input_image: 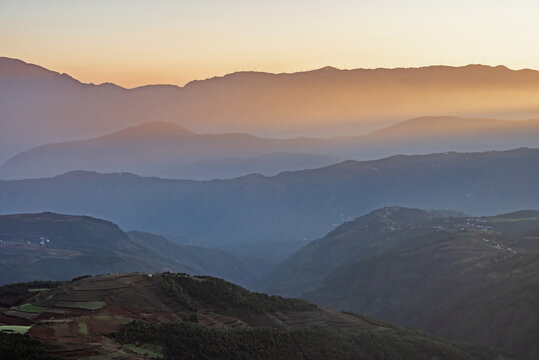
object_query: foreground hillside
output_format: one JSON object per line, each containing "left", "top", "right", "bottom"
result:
{"left": 0, "top": 213, "right": 266, "bottom": 287}
{"left": 265, "top": 207, "right": 539, "bottom": 359}
{"left": 1, "top": 148, "right": 538, "bottom": 262}
{"left": 0, "top": 273, "right": 512, "bottom": 360}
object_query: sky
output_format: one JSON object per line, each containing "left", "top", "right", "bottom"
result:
{"left": 1, "top": 0, "right": 539, "bottom": 88}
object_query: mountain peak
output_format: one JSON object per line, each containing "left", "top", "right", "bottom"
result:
{"left": 106, "top": 121, "right": 195, "bottom": 139}
{"left": 0, "top": 57, "right": 59, "bottom": 78}
{"left": 317, "top": 66, "right": 340, "bottom": 71}
{"left": 366, "top": 206, "right": 432, "bottom": 223}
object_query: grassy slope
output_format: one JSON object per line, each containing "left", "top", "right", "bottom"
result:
{"left": 261, "top": 207, "right": 438, "bottom": 296}
{"left": 301, "top": 212, "right": 539, "bottom": 359}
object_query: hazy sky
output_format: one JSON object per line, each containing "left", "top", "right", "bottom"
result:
{"left": 1, "top": 0, "right": 538, "bottom": 87}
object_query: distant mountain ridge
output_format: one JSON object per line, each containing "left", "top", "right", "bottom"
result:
{"left": 3, "top": 56, "right": 539, "bottom": 162}
{"left": 106, "top": 121, "right": 194, "bottom": 138}
{"left": 1, "top": 116, "right": 538, "bottom": 180}
{"left": 0, "top": 148, "right": 537, "bottom": 262}
{"left": 368, "top": 116, "right": 539, "bottom": 139}
{"left": 0, "top": 121, "right": 342, "bottom": 179}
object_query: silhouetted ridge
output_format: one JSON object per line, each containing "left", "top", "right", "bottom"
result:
{"left": 3, "top": 57, "right": 539, "bottom": 164}
{"left": 0, "top": 57, "right": 58, "bottom": 78}
{"left": 106, "top": 121, "right": 194, "bottom": 138}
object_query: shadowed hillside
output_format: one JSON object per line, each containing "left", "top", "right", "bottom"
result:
{"left": 261, "top": 207, "right": 441, "bottom": 296}
{"left": 0, "top": 213, "right": 267, "bottom": 287}
{"left": 264, "top": 207, "right": 539, "bottom": 359}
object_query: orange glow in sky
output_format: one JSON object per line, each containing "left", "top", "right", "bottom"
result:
{"left": 1, "top": 0, "right": 539, "bottom": 88}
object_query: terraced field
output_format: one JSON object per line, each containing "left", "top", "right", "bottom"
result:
{"left": 0, "top": 273, "right": 380, "bottom": 359}
{"left": 0, "top": 273, "right": 514, "bottom": 359}
{"left": 0, "top": 325, "right": 31, "bottom": 334}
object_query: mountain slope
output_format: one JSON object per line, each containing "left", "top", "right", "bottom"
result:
{"left": 280, "top": 209, "right": 539, "bottom": 360}
{"left": 0, "top": 121, "right": 342, "bottom": 180}
{"left": 1, "top": 116, "right": 539, "bottom": 180}
{"left": 0, "top": 273, "right": 513, "bottom": 360}
{"left": 0, "top": 213, "right": 266, "bottom": 287}
{"left": 367, "top": 116, "right": 539, "bottom": 140}
{"left": 261, "top": 207, "right": 442, "bottom": 296}
{"left": 105, "top": 121, "right": 194, "bottom": 138}
{"left": 3, "top": 56, "right": 539, "bottom": 161}
{"left": 0, "top": 148, "right": 537, "bottom": 263}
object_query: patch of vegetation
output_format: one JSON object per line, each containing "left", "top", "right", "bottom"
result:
{"left": 123, "top": 343, "right": 163, "bottom": 359}
{"left": 11, "top": 303, "right": 48, "bottom": 313}
{"left": 78, "top": 322, "right": 89, "bottom": 335}
{"left": 0, "top": 281, "right": 62, "bottom": 307}
{"left": 81, "top": 350, "right": 127, "bottom": 360}
{"left": 161, "top": 273, "right": 316, "bottom": 313}
{"left": 115, "top": 320, "right": 510, "bottom": 360}
{"left": 55, "top": 301, "right": 106, "bottom": 310}
{"left": 0, "top": 332, "right": 57, "bottom": 360}
{"left": 27, "top": 288, "right": 50, "bottom": 293}
{"left": 71, "top": 275, "right": 92, "bottom": 282}
{"left": 160, "top": 274, "right": 199, "bottom": 311}
{"left": 0, "top": 326, "right": 31, "bottom": 334}
{"left": 341, "top": 311, "right": 398, "bottom": 329}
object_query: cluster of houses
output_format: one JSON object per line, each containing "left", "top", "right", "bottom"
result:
{"left": 482, "top": 237, "right": 516, "bottom": 253}
{"left": 0, "top": 236, "right": 53, "bottom": 247}
{"left": 39, "top": 236, "right": 51, "bottom": 246}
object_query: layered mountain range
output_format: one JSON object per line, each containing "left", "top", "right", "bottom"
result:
{"left": 2, "top": 56, "right": 538, "bottom": 360}
{"left": 3, "top": 56, "right": 539, "bottom": 163}
{"left": 1, "top": 148, "right": 537, "bottom": 262}
{"left": 1, "top": 116, "right": 538, "bottom": 180}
